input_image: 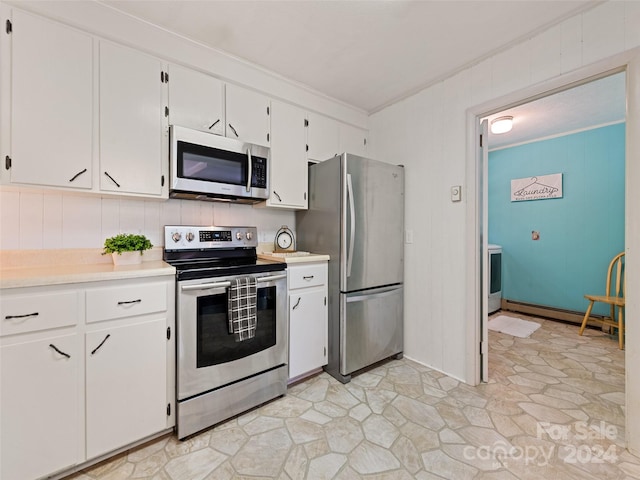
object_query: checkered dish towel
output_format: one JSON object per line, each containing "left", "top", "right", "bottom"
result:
{"left": 228, "top": 276, "right": 258, "bottom": 342}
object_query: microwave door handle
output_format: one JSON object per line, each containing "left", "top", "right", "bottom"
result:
{"left": 346, "top": 173, "right": 355, "bottom": 278}
{"left": 246, "top": 148, "right": 252, "bottom": 193}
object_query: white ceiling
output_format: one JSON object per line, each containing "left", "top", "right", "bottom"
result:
{"left": 101, "top": 0, "right": 599, "bottom": 113}
{"left": 486, "top": 71, "right": 626, "bottom": 149}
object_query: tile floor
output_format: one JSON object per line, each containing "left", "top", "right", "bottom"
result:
{"left": 66, "top": 313, "right": 640, "bottom": 479}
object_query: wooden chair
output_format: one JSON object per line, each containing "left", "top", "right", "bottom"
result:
{"left": 579, "top": 252, "right": 625, "bottom": 349}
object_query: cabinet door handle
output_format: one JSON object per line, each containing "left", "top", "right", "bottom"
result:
{"left": 273, "top": 190, "right": 282, "bottom": 202}
{"left": 49, "top": 343, "right": 71, "bottom": 359}
{"left": 228, "top": 123, "right": 239, "bottom": 137}
{"left": 104, "top": 171, "right": 121, "bottom": 188}
{"left": 303, "top": 275, "right": 314, "bottom": 280}
{"left": 209, "top": 119, "right": 220, "bottom": 130}
{"left": 292, "top": 297, "right": 301, "bottom": 310}
{"left": 69, "top": 168, "right": 87, "bottom": 182}
{"left": 5, "top": 312, "right": 38, "bottom": 320}
{"left": 117, "top": 299, "right": 142, "bottom": 305}
{"left": 91, "top": 334, "right": 111, "bottom": 355}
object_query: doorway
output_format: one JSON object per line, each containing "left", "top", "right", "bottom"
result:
{"left": 467, "top": 48, "right": 640, "bottom": 455}
{"left": 483, "top": 71, "right": 626, "bottom": 381}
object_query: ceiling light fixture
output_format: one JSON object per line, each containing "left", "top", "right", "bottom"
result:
{"left": 490, "top": 116, "right": 513, "bottom": 134}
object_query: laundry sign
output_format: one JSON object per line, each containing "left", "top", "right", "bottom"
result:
{"left": 511, "top": 173, "right": 563, "bottom": 201}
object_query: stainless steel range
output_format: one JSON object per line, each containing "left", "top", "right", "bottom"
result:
{"left": 163, "top": 225, "right": 288, "bottom": 439}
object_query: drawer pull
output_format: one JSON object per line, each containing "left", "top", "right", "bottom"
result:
{"left": 303, "top": 275, "right": 315, "bottom": 280}
{"left": 117, "top": 299, "right": 142, "bottom": 305}
{"left": 49, "top": 344, "right": 71, "bottom": 359}
{"left": 91, "top": 334, "right": 111, "bottom": 355}
{"left": 5, "top": 312, "right": 39, "bottom": 320}
{"left": 292, "top": 297, "right": 301, "bottom": 310}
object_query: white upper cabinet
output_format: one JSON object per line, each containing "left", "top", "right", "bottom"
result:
{"left": 168, "top": 64, "right": 224, "bottom": 136}
{"left": 339, "top": 122, "right": 368, "bottom": 157}
{"left": 99, "top": 41, "right": 165, "bottom": 196}
{"left": 306, "top": 112, "right": 340, "bottom": 162}
{"left": 9, "top": 10, "right": 93, "bottom": 189}
{"left": 267, "top": 101, "right": 307, "bottom": 209}
{"left": 307, "top": 113, "right": 368, "bottom": 161}
{"left": 225, "top": 83, "right": 270, "bottom": 147}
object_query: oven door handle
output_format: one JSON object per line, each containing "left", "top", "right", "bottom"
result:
{"left": 180, "top": 274, "right": 286, "bottom": 292}
{"left": 257, "top": 274, "right": 287, "bottom": 283}
{"left": 181, "top": 281, "right": 231, "bottom": 292}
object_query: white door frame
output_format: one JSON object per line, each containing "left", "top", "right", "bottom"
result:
{"left": 465, "top": 48, "right": 640, "bottom": 454}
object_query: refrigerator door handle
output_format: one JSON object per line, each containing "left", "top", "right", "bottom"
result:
{"left": 346, "top": 284, "right": 402, "bottom": 303}
{"left": 346, "top": 173, "right": 356, "bottom": 277}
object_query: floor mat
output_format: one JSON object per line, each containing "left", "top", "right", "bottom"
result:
{"left": 488, "top": 315, "right": 541, "bottom": 338}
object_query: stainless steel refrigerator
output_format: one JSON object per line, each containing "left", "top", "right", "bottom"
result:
{"left": 296, "top": 153, "right": 404, "bottom": 383}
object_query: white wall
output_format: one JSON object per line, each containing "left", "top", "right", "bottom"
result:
{"left": 369, "top": 1, "right": 640, "bottom": 381}
{"left": 0, "top": 191, "right": 293, "bottom": 250}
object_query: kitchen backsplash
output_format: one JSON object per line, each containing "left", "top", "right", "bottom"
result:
{"left": 0, "top": 189, "right": 295, "bottom": 250}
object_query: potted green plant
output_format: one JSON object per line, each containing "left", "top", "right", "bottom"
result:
{"left": 102, "top": 233, "right": 153, "bottom": 266}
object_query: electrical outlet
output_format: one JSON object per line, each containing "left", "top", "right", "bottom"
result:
{"left": 405, "top": 229, "right": 414, "bottom": 244}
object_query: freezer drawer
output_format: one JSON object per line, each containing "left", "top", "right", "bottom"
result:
{"left": 340, "top": 284, "right": 403, "bottom": 376}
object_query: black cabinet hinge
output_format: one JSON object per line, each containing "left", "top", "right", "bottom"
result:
{"left": 161, "top": 71, "right": 169, "bottom": 83}
{"left": 267, "top": 106, "right": 270, "bottom": 115}
{"left": 165, "top": 106, "right": 169, "bottom": 117}
{"left": 166, "top": 326, "right": 171, "bottom": 340}
{"left": 5, "top": 155, "right": 11, "bottom": 170}
{"left": 304, "top": 192, "right": 307, "bottom": 200}
{"left": 6, "top": 19, "right": 12, "bottom": 34}
{"left": 324, "top": 296, "right": 326, "bottom": 306}
{"left": 364, "top": 138, "right": 367, "bottom": 146}
{"left": 267, "top": 133, "right": 270, "bottom": 142}
{"left": 479, "top": 134, "right": 483, "bottom": 148}
{"left": 306, "top": 144, "right": 309, "bottom": 152}
{"left": 161, "top": 175, "right": 165, "bottom": 187}
{"left": 167, "top": 403, "right": 171, "bottom": 416}
{"left": 304, "top": 119, "right": 309, "bottom": 127}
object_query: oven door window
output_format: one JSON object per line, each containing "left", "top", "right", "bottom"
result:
{"left": 196, "top": 286, "right": 276, "bottom": 367}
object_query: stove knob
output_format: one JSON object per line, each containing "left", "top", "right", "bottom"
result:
{"left": 246, "top": 232, "right": 253, "bottom": 241}
{"left": 186, "top": 232, "right": 195, "bottom": 242}
{"left": 172, "top": 232, "right": 182, "bottom": 243}
{"left": 236, "top": 232, "right": 243, "bottom": 241}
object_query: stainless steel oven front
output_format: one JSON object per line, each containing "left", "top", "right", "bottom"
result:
{"left": 175, "top": 270, "right": 288, "bottom": 438}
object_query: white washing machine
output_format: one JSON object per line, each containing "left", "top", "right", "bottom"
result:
{"left": 488, "top": 244, "right": 502, "bottom": 314}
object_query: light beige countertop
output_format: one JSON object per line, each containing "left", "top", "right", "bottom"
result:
{"left": 257, "top": 252, "right": 330, "bottom": 264}
{"left": 0, "top": 248, "right": 175, "bottom": 289}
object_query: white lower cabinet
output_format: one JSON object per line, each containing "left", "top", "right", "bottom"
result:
{"left": 1, "top": 333, "right": 80, "bottom": 480}
{"left": 287, "top": 262, "right": 328, "bottom": 380}
{"left": 86, "top": 318, "right": 168, "bottom": 458}
{"left": 0, "top": 275, "right": 174, "bottom": 480}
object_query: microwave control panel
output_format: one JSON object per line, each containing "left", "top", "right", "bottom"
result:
{"left": 252, "top": 157, "right": 267, "bottom": 188}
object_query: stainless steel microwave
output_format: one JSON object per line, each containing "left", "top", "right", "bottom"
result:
{"left": 169, "top": 125, "right": 269, "bottom": 204}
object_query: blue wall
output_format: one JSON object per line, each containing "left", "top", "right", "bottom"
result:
{"left": 488, "top": 123, "right": 625, "bottom": 315}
